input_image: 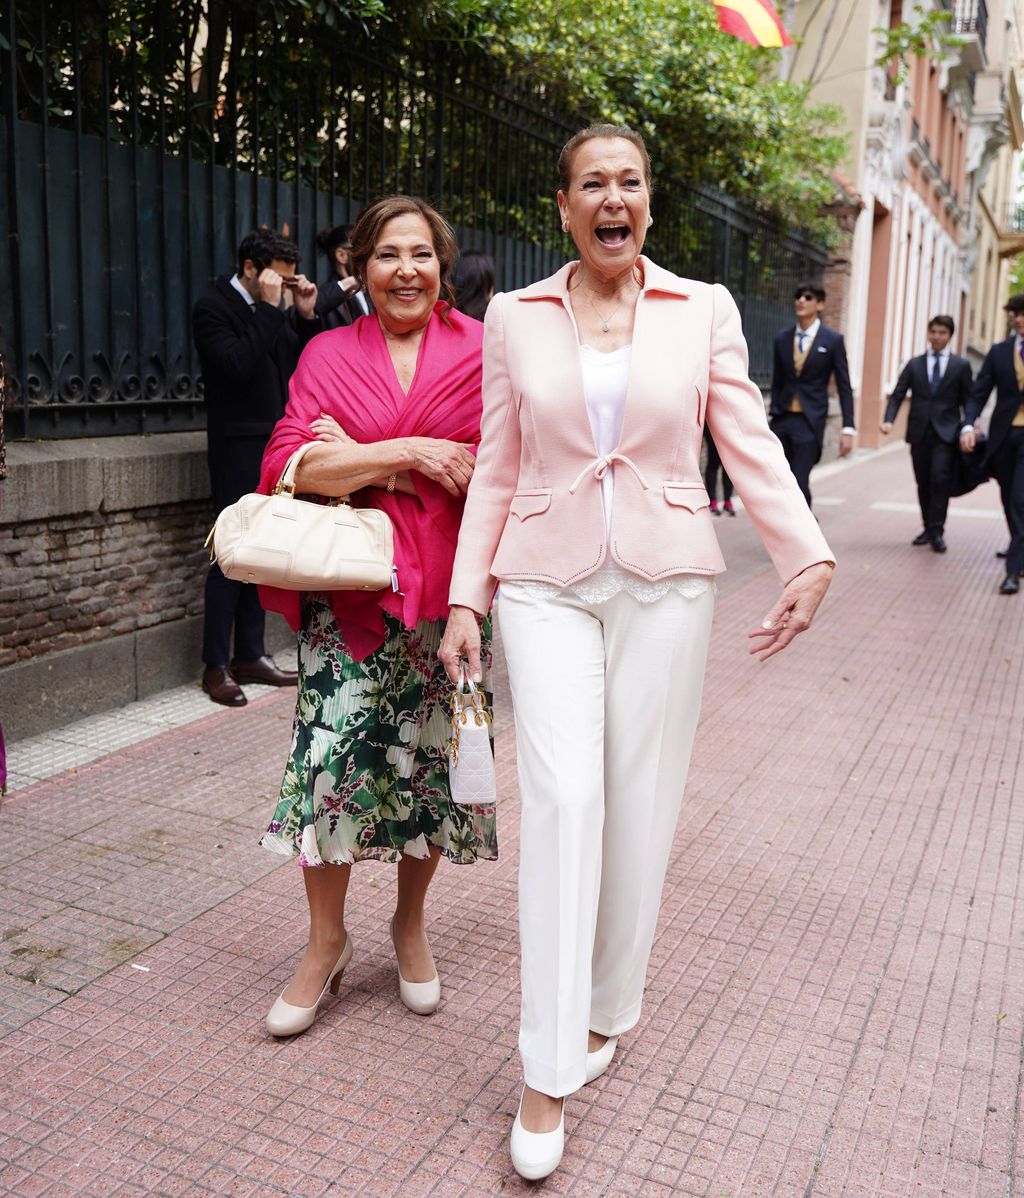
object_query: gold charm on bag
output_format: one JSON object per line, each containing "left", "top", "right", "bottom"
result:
{"left": 449, "top": 682, "right": 490, "bottom": 767}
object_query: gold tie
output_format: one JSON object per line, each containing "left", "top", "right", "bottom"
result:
{"left": 1013, "top": 341, "right": 1024, "bottom": 426}
{"left": 789, "top": 332, "right": 811, "bottom": 412}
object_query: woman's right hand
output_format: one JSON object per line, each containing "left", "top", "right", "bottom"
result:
{"left": 407, "top": 438, "right": 476, "bottom": 496}
{"left": 310, "top": 412, "right": 352, "bottom": 443}
{"left": 439, "top": 605, "right": 482, "bottom": 683}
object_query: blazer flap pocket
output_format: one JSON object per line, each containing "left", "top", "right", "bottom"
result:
{"left": 663, "top": 483, "right": 710, "bottom": 513}
{"left": 509, "top": 489, "right": 552, "bottom": 521}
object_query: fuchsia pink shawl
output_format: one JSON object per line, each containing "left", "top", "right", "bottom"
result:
{"left": 257, "top": 303, "right": 484, "bottom": 660}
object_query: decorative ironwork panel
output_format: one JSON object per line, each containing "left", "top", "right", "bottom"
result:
{"left": 1, "top": 1, "right": 826, "bottom": 437}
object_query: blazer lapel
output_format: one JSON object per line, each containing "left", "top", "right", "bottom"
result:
{"left": 1005, "top": 338, "right": 1024, "bottom": 393}
{"left": 913, "top": 355, "right": 930, "bottom": 395}
{"left": 620, "top": 260, "right": 690, "bottom": 452}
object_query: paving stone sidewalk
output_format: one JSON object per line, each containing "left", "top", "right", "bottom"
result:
{"left": 1, "top": 445, "right": 1022, "bottom": 1198}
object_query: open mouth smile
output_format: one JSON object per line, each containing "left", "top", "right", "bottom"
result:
{"left": 595, "top": 224, "right": 630, "bottom": 247}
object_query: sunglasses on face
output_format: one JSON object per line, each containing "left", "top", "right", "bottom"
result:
{"left": 795, "top": 291, "right": 818, "bottom": 301}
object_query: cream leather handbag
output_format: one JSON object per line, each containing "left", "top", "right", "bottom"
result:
{"left": 448, "top": 669, "right": 497, "bottom": 808}
{"left": 206, "top": 443, "right": 397, "bottom": 592}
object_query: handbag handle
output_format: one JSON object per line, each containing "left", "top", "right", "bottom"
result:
{"left": 451, "top": 665, "right": 490, "bottom": 728}
{"left": 273, "top": 442, "right": 320, "bottom": 497}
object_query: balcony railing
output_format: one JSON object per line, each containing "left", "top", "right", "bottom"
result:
{"left": 953, "top": 0, "right": 988, "bottom": 53}
{"left": 1002, "top": 203, "right": 1024, "bottom": 235}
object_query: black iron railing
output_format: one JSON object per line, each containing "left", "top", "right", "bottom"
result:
{"left": 1, "top": 1, "right": 827, "bottom": 437}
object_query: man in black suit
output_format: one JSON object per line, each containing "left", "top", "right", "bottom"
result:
{"left": 314, "top": 224, "right": 373, "bottom": 330}
{"left": 880, "top": 314, "right": 972, "bottom": 554}
{"left": 770, "top": 282, "right": 856, "bottom": 508}
{"left": 193, "top": 226, "right": 321, "bottom": 704}
{"left": 961, "top": 293, "right": 1024, "bottom": 594}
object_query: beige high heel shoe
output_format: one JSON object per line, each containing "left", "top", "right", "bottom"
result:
{"left": 265, "top": 936, "right": 353, "bottom": 1038}
{"left": 390, "top": 917, "right": 440, "bottom": 1015}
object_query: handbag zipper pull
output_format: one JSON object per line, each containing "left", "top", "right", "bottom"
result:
{"left": 391, "top": 566, "right": 401, "bottom": 593}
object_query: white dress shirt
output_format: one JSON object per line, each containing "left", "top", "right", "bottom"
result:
{"left": 794, "top": 318, "right": 820, "bottom": 356}
{"left": 230, "top": 274, "right": 256, "bottom": 309}
{"left": 926, "top": 347, "right": 949, "bottom": 383}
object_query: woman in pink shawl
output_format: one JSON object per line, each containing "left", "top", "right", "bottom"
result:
{"left": 258, "top": 196, "right": 496, "bottom": 1038}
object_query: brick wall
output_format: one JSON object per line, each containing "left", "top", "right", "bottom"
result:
{"left": 0, "top": 433, "right": 293, "bottom": 739}
{"left": 0, "top": 503, "right": 209, "bottom": 669}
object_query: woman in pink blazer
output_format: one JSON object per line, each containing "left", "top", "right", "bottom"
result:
{"left": 439, "top": 126, "right": 836, "bottom": 1180}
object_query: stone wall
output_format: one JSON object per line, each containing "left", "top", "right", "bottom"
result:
{"left": 0, "top": 433, "right": 286, "bottom": 740}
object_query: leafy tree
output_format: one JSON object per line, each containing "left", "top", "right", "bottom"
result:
{"left": 375, "top": 0, "right": 847, "bottom": 219}
{"left": 1009, "top": 254, "right": 1024, "bottom": 300}
{"left": 873, "top": 3, "right": 963, "bottom": 86}
{"left": 7, "top": 0, "right": 845, "bottom": 223}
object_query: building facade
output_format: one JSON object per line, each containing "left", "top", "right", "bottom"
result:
{"left": 782, "top": 0, "right": 1024, "bottom": 446}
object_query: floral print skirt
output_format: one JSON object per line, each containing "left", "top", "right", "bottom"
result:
{"left": 261, "top": 598, "right": 497, "bottom": 867}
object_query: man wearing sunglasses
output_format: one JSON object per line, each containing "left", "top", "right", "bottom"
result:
{"left": 770, "top": 283, "right": 856, "bottom": 508}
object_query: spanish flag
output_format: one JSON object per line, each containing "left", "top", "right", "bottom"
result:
{"left": 714, "top": 0, "right": 794, "bottom": 48}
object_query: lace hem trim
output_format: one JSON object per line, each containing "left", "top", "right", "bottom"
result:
{"left": 503, "top": 566, "right": 715, "bottom": 606}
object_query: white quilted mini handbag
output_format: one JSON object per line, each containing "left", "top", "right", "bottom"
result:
{"left": 448, "top": 669, "right": 497, "bottom": 808}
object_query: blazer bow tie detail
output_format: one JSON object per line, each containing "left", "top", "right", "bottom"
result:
{"left": 569, "top": 452, "right": 651, "bottom": 494}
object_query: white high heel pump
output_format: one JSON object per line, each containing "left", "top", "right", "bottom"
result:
{"left": 585, "top": 1034, "right": 618, "bottom": 1083}
{"left": 265, "top": 936, "right": 353, "bottom": 1038}
{"left": 390, "top": 917, "right": 440, "bottom": 1015}
{"left": 510, "top": 1087, "right": 565, "bottom": 1180}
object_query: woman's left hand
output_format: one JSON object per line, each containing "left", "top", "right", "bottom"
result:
{"left": 438, "top": 605, "right": 483, "bottom": 684}
{"left": 747, "top": 562, "right": 834, "bottom": 661}
{"left": 310, "top": 412, "right": 352, "bottom": 443}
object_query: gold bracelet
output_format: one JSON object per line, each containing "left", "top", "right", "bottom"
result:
{"left": 386, "top": 474, "right": 397, "bottom": 494}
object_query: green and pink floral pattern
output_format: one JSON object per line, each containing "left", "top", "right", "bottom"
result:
{"left": 261, "top": 598, "right": 497, "bottom": 867}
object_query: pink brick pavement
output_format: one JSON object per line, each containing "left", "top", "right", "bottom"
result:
{"left": 1, "top": 444, "right": 1022, "bottom": 1197}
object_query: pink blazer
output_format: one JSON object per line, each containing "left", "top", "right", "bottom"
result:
{"left": 448, "top": 258, "right": 834, "bottom": 614}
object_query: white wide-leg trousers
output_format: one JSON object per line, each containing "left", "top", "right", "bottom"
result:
{"left": 498, "top": 581, "right": 715, "bottom": 1098}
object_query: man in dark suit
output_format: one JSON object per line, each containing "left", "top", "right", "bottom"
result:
{"left": 880, "top": 314, "right": 972, "bottom": 553}
{"left": 314, "top": 224, "right": 373, "bottom": 330}
{"left": 193, "top": 226, "right": 321, "bottom": 705}
{"left": 770, "top": 282, "right": 856, "bottom": 508}
{"left": 961, "top": 293, "right": 1024, "bottom": 594}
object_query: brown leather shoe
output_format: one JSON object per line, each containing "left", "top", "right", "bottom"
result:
{"left": 231, "top": 655, "right": 298, "bottom": 687}
{"left": 202, "top": 665, "right": 247, "bottom": 707}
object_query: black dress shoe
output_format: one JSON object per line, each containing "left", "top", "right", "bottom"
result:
{"left": 930, "top": 534, "right": 947, "bottom": 553}
{"left": 912, "top": 531, "right": 931, "bottom": 546}
{"left": 231, "top": 655, "right": 299, "bottom": 687}
{"left": 202, "top": 665, "right": 247, "bottom": 707}
{"left": 999, "top": 575, "right": 1020, "bottom": 595}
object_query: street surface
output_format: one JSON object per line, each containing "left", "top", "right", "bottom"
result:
{"left": 1, "top": 444, "right": 1022, "bottom": 1197}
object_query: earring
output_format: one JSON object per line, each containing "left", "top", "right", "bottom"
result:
{"left": 647, "top": 215, "right": 654, "bottom": 227}
{"left": 562, "top": 220, "right": 569, "bottom": 233}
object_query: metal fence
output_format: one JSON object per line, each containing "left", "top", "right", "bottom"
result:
{"left": 1, "top": 0, "right": 827, "bottom": 439}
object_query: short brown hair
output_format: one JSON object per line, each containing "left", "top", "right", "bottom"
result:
{"left": 927, "top": 314, "right": 955, "bottom": 334}
{"left": 557, "top": 125, "right": 652, "bottom": 193}
{"left": 349, "top": 195, "right": 459, "bottom": 321}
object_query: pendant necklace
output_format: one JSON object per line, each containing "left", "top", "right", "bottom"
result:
{"left": 577, "top": 282, "right": 637, "bottom": 333}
